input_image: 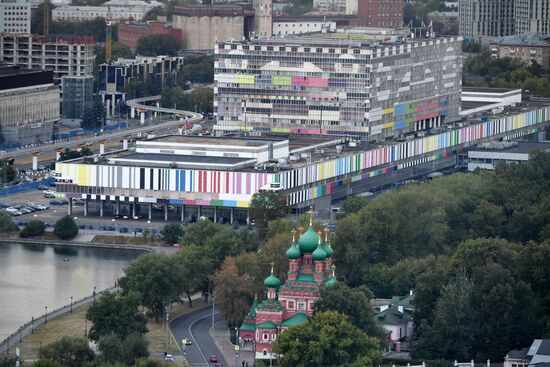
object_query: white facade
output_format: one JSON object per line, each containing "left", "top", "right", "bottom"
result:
{"left": 273, "top": 19, "right": 336, "bottom": 35}
{"left": 461, "top": 88, "right": 522, "bottom": 116}
{"left": 52, "top": 5, "right": 147, "bottom": 22}
{"left": 0, "top": 84, "right": 60, "bottom": 127}
{"left": 0, "top": 0, "right": 31, "bottom": 34}
{"left": 0, "top": 35, "right": 95, "bottom": 83}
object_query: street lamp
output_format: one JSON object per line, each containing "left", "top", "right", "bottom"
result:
{"left": 70, "top": 296, "right": 73, "bottom": 313}
{"left": 44, "top": 306, "right": 48, "bottom": 323}
{"left": 235, "top": 327, "right": 239, "bottom": 367}
{"left": 93, "top": 286, "right": 96, "bottom": 301}
{"left": 84, "top": 319, "right": 87, "bottom": 337}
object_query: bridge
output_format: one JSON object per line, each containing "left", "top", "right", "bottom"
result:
{"left": 126, "top": 95, "right": 203, "bottom": 123}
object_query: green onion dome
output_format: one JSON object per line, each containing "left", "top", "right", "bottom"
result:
{"left": 264, "top": 264, "right": 281, "bottom": 288}
{"left": 312, "top": 234, "right": 327, "bottom": 261}
{"left": 286, "top": 231, "right": 301, "bottom": 260}
{"left": 322, "top": 236, "right": 334, "bottom": 258}
{"left": 298, "top": 226, "right": 320, "bottom": 253}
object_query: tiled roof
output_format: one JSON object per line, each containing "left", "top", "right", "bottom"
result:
{"left": 375, "top": 305, "right": 413, "bottom": 326}
{"left": 257, "top": 321, "right": 278, "bottom": 329}
{"left": 281, "top": 313, "right": 309, "bottom": 327}
{"left": 240, "top": 323, "right": 256, "bottom": 331}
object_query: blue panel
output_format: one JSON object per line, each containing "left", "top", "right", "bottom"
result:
{"left": 394, "top": 120, "right": 407, "bottom": 129}
{"left": 394, "top": 104, "right": 406, "bottom": 116}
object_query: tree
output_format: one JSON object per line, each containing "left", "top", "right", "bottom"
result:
{"left": 136, "top": 34, "right": 179, "bottom": 56}
{"left": 31, "top": 360, "right": 62, "bottom": 367}
{"left": 0, "top": 212, "right": 17, "bottom": 232}
{"left": 86, "top": 291, "right": 147, "bottom": 342}
{"left": 181, "top": 220, "right": 224, "bottom": 247}
{"left": 188, "top": 87, "right": 213, "bottom": 113}
{"left": 0, "top": 161, "right": 15, "bottom": 182}
{"left": 41, "top": 336, "right": 95, "bottom": 367}
{"left": 58, "top": 147, "right": 93, "bottom": 162}
{"left": 249, "top": 191, "right": 288, "bottom": 240}
{"left": 273, "top": 311, "right": 382, "bottom": 367}
{"left": 81, "top": 97, "right": 105, "bottom": 130}
{"left": 160, "top": 223, "right": 184, "bottom": 245}
{"left": 98, "top": 332, "right": 149, "bottom": 365}
{"left": 414, "top": 270, "right": 476, "bottom": 360}
{"left": 54, "top": 216, "right": 79, "bottom": 240}
{"left": 20, "top": 220, "right": 46, "bottom": 238}
{"left": 314, "top": 283, "right": 382, "bottom": 337}
{"left": 174, "top": 245, "right": 214, "bottom": 306}
{"left": 212, "top": 257, "right": 255, "bottom": 327}
{"left": 119, "top": 253, "right": 179, "bottom": 320}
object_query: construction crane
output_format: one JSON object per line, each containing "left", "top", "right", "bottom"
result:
{"left": 105, "top": 21, "right": 113, "bottom": 62}
{"left": 43, "top": 0, "right": 50, "bottom": 36}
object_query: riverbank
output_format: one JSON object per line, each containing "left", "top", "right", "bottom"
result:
{"left": 3, "top": 298, "right": 210, "bottom": 360}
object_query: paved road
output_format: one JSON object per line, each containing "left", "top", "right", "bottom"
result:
{"left": 170, "top": 306, "right": 228, "bottom": 367}
{"left": 0, "top": 118, "right": 201, "bottom": 161}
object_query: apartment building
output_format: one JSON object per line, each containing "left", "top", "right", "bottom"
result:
{"left": 0, "top": 35, "right": 95, "bottom": 84}
{"left": 214, "top": 32, "right": 462, "bottom": 141}
{"left": 458, "top": 0, "right": 515, "bottom": 39}
{"left": 490, "top": 34, "right": 550, "bottom": 66}
{"left": 357, "top": 0, "right": 403, "bottom": 28}
{"left": 0, "top": 0, "right": 31, "bottom": 34}
{"left": 52, "top": 5, "right": 147, "bottom": 22}
{"left": 515, "top": 0, "right": 550, "bottom": 34}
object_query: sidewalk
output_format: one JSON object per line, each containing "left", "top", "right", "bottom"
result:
{"left": 209, "top": 321, "right": 255, "bottom": 367}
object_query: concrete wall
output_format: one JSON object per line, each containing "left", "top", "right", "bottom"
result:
{"left": 173, "top": 15, "right": 245, "bottom": 50}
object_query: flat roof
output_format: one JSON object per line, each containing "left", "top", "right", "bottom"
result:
{"left": 113, "top": 152, "right": 251, "bottom": 164}
{"left": 470, "top": 141, "right": 550, "bottom": 154}
{"left": 461, "top": 100, "right": 495, "bottom": 110}
{"left": 462, "top": 87, "right": 520, "bottom": 93}
{"left": 143, "top": 135, "right": 285, "bottom": 147}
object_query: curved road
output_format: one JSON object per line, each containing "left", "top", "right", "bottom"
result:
{"left": 0, "top": 97, "right": 202, "bottom": 161}
{"left": 170, "top": 306, "right": 228, "bottom": 367}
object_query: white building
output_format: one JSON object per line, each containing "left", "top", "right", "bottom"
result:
{"left": 273, "top": 17, "right": 336, "bottom": 35}
{"left": 463, "top": 141, "right": 550, "bottom": 171}
{"left": 0, "top": 34, "right": 96, "bottom": 83}
{"left": 52, "top": 5, "right": 147, "bottom": 22}
{"left": 313, "top": 0, "right": 356, "bottom": 14}
{"left": 0, "top": 65, "right": 59, "bottom": 145}
{"left": 0, "top": 0, "right": 31, "bottom": 34}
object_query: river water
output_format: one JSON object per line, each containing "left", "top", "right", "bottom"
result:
{"left": 0, "top": 243, "right": 141, "bottom": 341}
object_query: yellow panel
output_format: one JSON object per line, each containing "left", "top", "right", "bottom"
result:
{"left": 383, "top": 108, "right": 395, "bottom": 115}
{"left": 382, "top": 121, "right": 395, "bottom": 129}
{"left": 237, "top": 201, "right": 250, "bottom": 208}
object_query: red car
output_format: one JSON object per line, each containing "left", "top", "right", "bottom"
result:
{"left": 209, "top": 355, "right": 218, "bottom": 363}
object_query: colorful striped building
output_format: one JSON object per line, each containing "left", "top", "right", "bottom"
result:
{"left": 55, "top": 103, "right": 550, "bottom": 222}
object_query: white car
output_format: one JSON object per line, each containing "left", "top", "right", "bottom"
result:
{"left": 164, "top": 354, "right": 174, "bottom": 362}
{"left": 43, "top": 190, "right": 56, "bottom": 198}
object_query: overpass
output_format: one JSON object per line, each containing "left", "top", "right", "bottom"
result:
{"left": 126, "top": 95, "right": 203, "bottom": 123}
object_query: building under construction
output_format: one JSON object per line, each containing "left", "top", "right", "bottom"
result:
{"left": 0, "top": 34, "right": 95, "bottom": 84}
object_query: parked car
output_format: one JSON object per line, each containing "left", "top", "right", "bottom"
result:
{"left": 49, "top": 199, "right": 64, "bottom": 205}
{"left": 43, "top": 190, "right": 56, "bottom": 198}
{"left": 164, "top": 354, "right": 174, "bottom": 362}
{"left": 209, "top": 355, "right": 218, "bottom": 363}
{"left": 37, "top": 184, "right": 48, "bottom": 190}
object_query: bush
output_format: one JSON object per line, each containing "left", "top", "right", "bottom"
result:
{"left": 160, "top": 223, "right": 184, "bottom": 245}
{"left": 20, "top": 220, "right": 46, "bottom": 238}
{"left": 54, "top": 216, "right": 78, "bottom": 240}
{"left": 0, "top": 212, "right": 17, "bottom": 232}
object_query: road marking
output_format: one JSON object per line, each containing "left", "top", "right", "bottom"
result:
{"left": 188, "top": 310, "right": 218, "bottom": 365}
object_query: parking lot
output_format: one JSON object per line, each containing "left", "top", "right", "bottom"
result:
{"left": 0, "top": 189, "right": 252, "bottom": 236}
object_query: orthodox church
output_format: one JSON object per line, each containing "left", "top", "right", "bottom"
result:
{"left": 239, "top": 219, "right": 336, "bottom": 360}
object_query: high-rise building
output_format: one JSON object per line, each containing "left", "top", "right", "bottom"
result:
{"left": 0, "top": 64, "right": 59, "bottom": 145}
{"left": 357, "top": 0, "right": 403, "bottom": 28}
{"left": 515, "top": 0, "right": 550, "bottom": 35}
{"left": 458, "top": 0, "right": 515, "bottom": 39}
{"left": 62, "top": 76, "right": 93, "bottom": 120}
{"left": 0, "top": 35, "right": 95, "bottom": 84}
{"left": 0, "top": 0, "right": 31, "bottom": 34}
{"left": 214, "top": 32, "right": 462, "bottom": 141}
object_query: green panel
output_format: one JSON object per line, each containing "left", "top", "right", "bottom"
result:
{"left": 272, "top": 76, "right": 291, "bottom": 86}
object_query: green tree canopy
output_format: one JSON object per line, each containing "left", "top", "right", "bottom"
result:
{"left": 86, "top": 291, "right": 147, "bottom": 342}
{"left": 249, "top": 191, "right": 288, "bottom": 240}
{"left": 119, "top": 253, "right": 179, "bottom": 320}
{"left": 160, "top": 223, "right": 184, "bottom": 245}
{"left": 137, "top": 34, "right": 180, "bottom": 56}
{"left": 20, "top": 220, "right": 46, "bottom": 238}
{"left": 54, "top": 216, "right": 79, "bottom": 240}
{"left": 273, "top": 311, "right": 382, "bottom": 367}
{"left": 174, "top": 245, "right": 214, "bottom": 306}
{"left": 97, "top": 332, "right": 149, "bottom": 365}
{"left": 314, "top": 283, "right": 382, "bottom": 337}
{"left": 41, "top": 336, "right": 95, "bottom": 367}
{"left": 0, "top": 212, "right": 17, "bottom": 232}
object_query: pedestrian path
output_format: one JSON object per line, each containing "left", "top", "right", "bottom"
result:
{"left": 209, "top": 320, "right": 255, "bottom": 367}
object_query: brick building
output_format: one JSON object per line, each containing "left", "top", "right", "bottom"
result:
{"left": 357, "top": 0, "right": 403, "bottom": 28}
{"left": 117, "top": 21, "right": 183, "bottom": 49}
{"left": 490, "top": 34, "right": 550, "bottom": 66}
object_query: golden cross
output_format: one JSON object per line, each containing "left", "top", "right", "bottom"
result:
{"left": 317, "top": 230, "right": 323, "bottom": 244}
{"left": 324, "top": 227, "right": 329, "bottom": 242}
{"left": 270, "top": 261, "right": 275, "bottom": 273}
{"left": 306, "top": 206, "right": 315, "bottom": 226}
{"left": 291, "top": 228, "right": 297, "bottom": 242}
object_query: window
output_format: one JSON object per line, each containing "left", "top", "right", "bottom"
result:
{"left": 297, "top": 302, "right": 306, "bottom": 310}
{"left": 263, "top": 334, "right": 269, "bottom": 340}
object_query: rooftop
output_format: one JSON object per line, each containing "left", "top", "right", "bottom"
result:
{"left": 491, "top": 33, "right": 550, "bottom": 47}
{"left": 145, "top": 135, "right": 285, "bottom": 147}
{"left": 469, "top": 141, "right": 550, "bottom": 154}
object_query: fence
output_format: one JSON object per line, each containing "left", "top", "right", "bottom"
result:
{"left": 0, "top": 178, "right": 55, "bottom": 197}
{"left": 52, "top": 121, "right": 128, "bottom": 141}
{"left": 0, "top": 285, "right": 118, "bottom": 356}
{"left": 0, "top": 143, "right": 22, "bottom": 151}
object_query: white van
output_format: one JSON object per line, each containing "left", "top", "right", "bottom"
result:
{"left": 43, "top": 190, "right": 56, "bottom": 198}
